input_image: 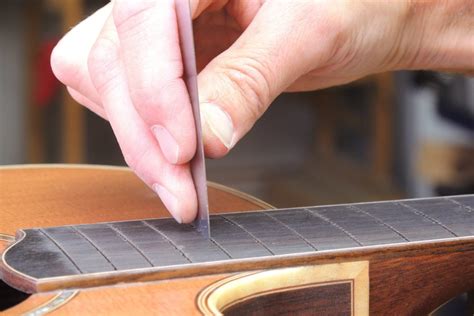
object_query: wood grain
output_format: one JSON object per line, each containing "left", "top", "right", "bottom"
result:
{"left": 2, "top": 195, "right": 472, "bottom": 294}
{"left": 1, "top": 165, "right": 473, "bottom": 315}
{"left": 198, "top": 261, "right": 368, "bottom": 315}
{"left": 0, "top": 165, "right": 270, "bottom": 314}
{"left": 224, "top": 282, "right": 352, "bottom": 316}
{"left": 0, "top": 165, "right": 270, "bottom": 236}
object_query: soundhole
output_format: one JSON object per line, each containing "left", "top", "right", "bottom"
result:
{"left": 0, "top": 280, "right": 30, "bottom": 311}
{"left": 222, "top": 282, "right": 352, "bottom": 316}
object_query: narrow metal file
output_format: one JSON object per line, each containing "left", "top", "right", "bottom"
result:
{"left": 175, "top": 0, "right": 210, "bottom": 238}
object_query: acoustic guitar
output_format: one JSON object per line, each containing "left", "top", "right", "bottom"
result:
{"left": 1, "top": 165, "right": 473, "bottom": 315}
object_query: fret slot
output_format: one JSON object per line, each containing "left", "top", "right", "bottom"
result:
{"left": 403, "top": 199, "right": 474, "bottom": 236}
{"left": 307, "top": 206, "right": 407, "bottom": 246}
{"left": 114, "top": 221, "right": 190, "bottom": 266}
{"left": 211, "top": 216, "right": 272, "bottom": 259}
{"left": 146, "top": 219, "right": 229, "bottom": 263}
{"left": 2, "top": 195, "right": 473, "bottom": 290}
{"left": 270, "top": 209, "right": 360, "bottom": 250}
{"left": 449, "top": 196, "right": 474, "bottom": 211}
{"left": 73, "top": 225, "right": 152, "bottom": 270}
{"left": 224, "top": 213, "right": 315, "bottom": 255}
{"left": 5, "top": 230, "right": 80, "bottom": 279}
{"left": 43, "top": 226, "right": 114, "bottom": 273}
{"left": 353, "top": 202, "right": 454, "bottom": 241}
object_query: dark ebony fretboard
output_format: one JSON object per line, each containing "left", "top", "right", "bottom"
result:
{"left": 3, "top": 195, "right": 474, "bottom": 281}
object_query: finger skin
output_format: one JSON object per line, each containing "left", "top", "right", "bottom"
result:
{"left": 88, "top": 15, "right": 197, "bottom": 223}
{"left": 67, "top": 87, "right": 108, "bottom": 120}
{"left": 51, "top": 3, "right": 112, "bottom": 107}
{"left": 113, "top": 0, "right": 196, "bottom": 165}
{"left": 197, "top": 0, "right": 313, "bottom": 158}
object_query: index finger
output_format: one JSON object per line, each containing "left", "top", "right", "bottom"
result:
{"left": 112, "top": 0, "right": 197, "bottom": 165}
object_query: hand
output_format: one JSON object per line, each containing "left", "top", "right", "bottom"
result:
{"left": 51, "top": 0, "right": 473, "bottom": 222}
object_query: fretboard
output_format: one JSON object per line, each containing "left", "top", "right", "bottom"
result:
{"left": 3, "top": 195, "right": 474, "bottom": 292}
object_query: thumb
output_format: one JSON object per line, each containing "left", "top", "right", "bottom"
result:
{"left": 197, "top": 2, "right": 312, "bottom": 158}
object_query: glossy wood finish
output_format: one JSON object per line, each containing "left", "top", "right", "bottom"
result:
{"left": 0, "top": 165, "right": 271, "bottom": 237}
{"left": 0, "top": 165, "right": 271, "bottom": 315}
{"left": 2, "top": 196, "right": 473, "bottom": 294}
{"left": 224, "top": 282, "right": 351, "bottom": 316}
{"left": 1, "top": 165, "right": 473, "bottom": 315}
{"left": 198, "top": 261, "right": 369, "bottom": 315}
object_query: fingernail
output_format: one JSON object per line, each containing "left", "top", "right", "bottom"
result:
{"left": 151, "top": 125, "right": 179, "bottom": 164}
{"left": 153, "top": 183, "right": 182, "bottom": 223}
{"left": 200, "top": 102, "right": 234, "bottom": 149}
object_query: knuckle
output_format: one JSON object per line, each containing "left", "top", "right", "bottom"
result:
{"left": 129, "top": 87, "right": 155, "bottom": 111}
{"left": 123, "top": 152, "right": 137, "bottom": 172}
{"left": 221, "top": 55, "right": 273, "bottom": 121}
{"left": 88, "top": 36, "right": 118, "bottom": 70}
{"left": 50, "top": 40, "right": 77, "bottom": 85}
{"left": 123, "top": 147, "right": 149, "bottom": 178}
{"left": 130, "top": 78, "right": 183, "bottom": 114}
{"left": 87, "top": 36, "right": 119, "bottom": 92}
{"left": 113, "top": 0, "right": 159, "bottom": 30}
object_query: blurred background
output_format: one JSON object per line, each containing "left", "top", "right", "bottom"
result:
{"left": 1, "top": 0, "right": 473, "bottom": 208}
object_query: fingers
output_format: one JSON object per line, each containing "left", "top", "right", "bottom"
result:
{"left": 51, "top": 3, "right": 112, "bottom": 107}
{"left": 112, "top": 0, "right": 197, "bottom": 165}
{"left": 88, "top": 16, "right": 197, "bottom": 223}
{"left": 197, "top": 1, "right": 313, "bottom": 158}
{"left": 67, "top": 87, "right": 107, "bottom": 120}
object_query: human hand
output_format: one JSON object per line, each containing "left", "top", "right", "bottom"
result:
{"left": 51, "top": 0, "right": 473, "bottom": 223}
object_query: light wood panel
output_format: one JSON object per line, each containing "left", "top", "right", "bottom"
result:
{"left": 0, "top": 164, "right": 270, "bottom": 236}
{"left": 0, "top": 164, "right": 271, "bottom": 315}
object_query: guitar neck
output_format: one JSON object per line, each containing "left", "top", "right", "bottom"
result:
{"left": 2, "top": 195, "right": 474, "bottom": 295}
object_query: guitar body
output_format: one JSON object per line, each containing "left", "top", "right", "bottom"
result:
{"left": 1, "top": 165, "right": 473, "bottom": 315}
{"left": 0, "top": 165, "right": 271, "bottom": 315}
